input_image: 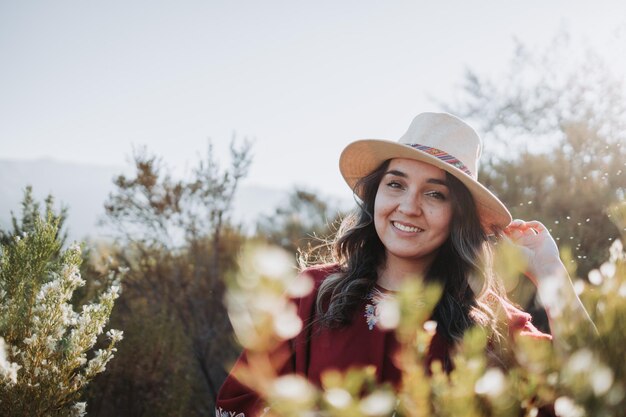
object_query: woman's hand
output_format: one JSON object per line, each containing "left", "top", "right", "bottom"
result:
{"left": 503, "top": 219, "right": 599, "bottom": 341}
{"left": 503, "top": 219, "right": 564, "bottom": 285}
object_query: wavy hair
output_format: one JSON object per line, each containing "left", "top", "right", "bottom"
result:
{"left": 313, "top": 159, "right": 504, "bottom": 343}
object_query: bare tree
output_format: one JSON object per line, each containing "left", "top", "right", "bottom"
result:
{"left": 89, "top": 139, "right": 252, "bottom": 416}
{"left": 443, "top": 32, "right": 626, "bottom": 276}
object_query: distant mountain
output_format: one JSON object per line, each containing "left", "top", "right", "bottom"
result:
{"left": 0, "top": 159, "right": 292, "bottom": 242}
{"left": 0, "top": 159, "right": 121, "bottom": 242}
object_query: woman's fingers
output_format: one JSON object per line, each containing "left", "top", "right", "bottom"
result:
{"left": 505, "top": 220, "right": 533, "bottom": 238}
{"left": 507, "top": 228, "right": 524, "bottom": 240}
{"left": 505, "top": 219, "right": 525, "bottom": 229}
{"left": 505, "top": 219, "right": 548, "bottom": 237}
{"left": 524, "top": 220, "right": 548, "bottom": 234}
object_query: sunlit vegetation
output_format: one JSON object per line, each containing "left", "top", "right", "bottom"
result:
{"left": 225, "top": 203, "right": 626, "bottom": 416}
{"left": 3, "top": 33, "right": 626, "bottom": 417}
{"left": 446, "top": 33, "right": 626, "bottom": 277}
{"left": 0, "top": 189, "right": 123, "bottom": 417}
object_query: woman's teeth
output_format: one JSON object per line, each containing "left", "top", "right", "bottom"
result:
{"left": 393, "top": 222, "right": 423, "bottom": 233}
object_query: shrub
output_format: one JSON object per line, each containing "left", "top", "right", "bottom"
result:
{"left": 0, "top": 190, "right": 123, "bottom": 416}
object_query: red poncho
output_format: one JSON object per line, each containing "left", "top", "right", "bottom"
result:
{"left": 216, "top": 264, "right": 551, "bottom": 417}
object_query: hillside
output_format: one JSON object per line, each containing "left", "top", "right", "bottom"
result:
{"left": 0, "top": 159, "right": 292, "bottom": 242}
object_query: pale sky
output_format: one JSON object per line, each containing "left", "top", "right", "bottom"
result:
{"left": 2, "top": 0, "right": 626, "bottom": 198}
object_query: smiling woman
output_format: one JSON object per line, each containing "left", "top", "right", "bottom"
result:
{"left": 215, "top": 112, "right": 595, "bottom": 417}
{"left": 373, "top": 159, "right": 454, "bottom": 282}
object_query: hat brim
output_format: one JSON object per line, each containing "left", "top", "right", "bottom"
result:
{"left": 339, "top": 139, "right": 512, "bottom": 234}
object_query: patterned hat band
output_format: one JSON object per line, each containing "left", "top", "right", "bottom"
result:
{"left": 409, "top": 143, "right": 472, "bottom": 176}
{"left": 339, "top": 113, "right": 512, "bottom": 232}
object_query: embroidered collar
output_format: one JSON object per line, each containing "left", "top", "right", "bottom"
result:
{"left": 364, "top": 285, "right": 395, "bottom": 330}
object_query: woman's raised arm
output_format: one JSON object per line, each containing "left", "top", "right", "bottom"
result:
{"left": 503, "top": 219, "right": 598, "bottom": 348}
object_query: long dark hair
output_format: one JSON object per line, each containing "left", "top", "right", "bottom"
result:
{"left": 314, "top": 159, "right": 502, "bottom": 343}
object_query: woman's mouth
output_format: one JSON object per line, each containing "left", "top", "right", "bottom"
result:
{"left": 392, "top": 221, "right": 424, "bottom": 233}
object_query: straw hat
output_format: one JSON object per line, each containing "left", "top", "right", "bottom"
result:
{"left": 339, "top": 112, "right": 512, "bottom": 233}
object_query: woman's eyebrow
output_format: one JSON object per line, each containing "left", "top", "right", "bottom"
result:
{"left": 427, "top": 178, "right": 449, "bottom": 187}
{"left": 384, "top": 169, "right": 407, "bottom": 178}
{"left": 385, "top": 170, "right": 449, "bottom": 187}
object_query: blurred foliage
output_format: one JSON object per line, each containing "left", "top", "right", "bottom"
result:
{"left": 84, "top": 139, "right": 252, "bottom": 417}
{"left": 444, "top": 32, "right": 626, "bottom": 277}
{"left": 223, "top": 202, "right": 626, "bottom": 417}
{"left": 255, "top": 187, "right": 343, "bottom": 261}
{"left": 0, "top": 189, "right": 123, "bottom": 417}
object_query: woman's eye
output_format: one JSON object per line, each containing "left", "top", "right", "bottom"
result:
{"left": 386, "top": 181, "right": 403, "bottom": 189}
{"left": 426, "top": 191, "right": 446, "bottom": 200}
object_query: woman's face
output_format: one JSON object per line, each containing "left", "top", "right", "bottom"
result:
{"left": 374, "top": 158, "right": 454, "bottom": 269}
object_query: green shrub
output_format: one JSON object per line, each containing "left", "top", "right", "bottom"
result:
{"left": 0, "top": 191, "right": 123, "bottom": 417}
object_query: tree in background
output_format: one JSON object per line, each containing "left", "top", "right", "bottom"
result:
{"left": 86, "top": 140, "right": 252, "bottom": 417}
{"left": 255, "top": 188, "right": 343, "bottom": 261}
{"left": 0, "top": 189, "right": 123, "bottom": 417}
{"left": 0, "top": 186, "right": 68, "bottom": 249}
{"left": 445, "top": 33, "right": 626, "bottom": 280}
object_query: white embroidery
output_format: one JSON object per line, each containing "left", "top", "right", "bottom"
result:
{"left": 215, "top": 406, "right": 245, "bottom": 417}
{"left": 364, "top": 287, "right": 394, "bottom": 330}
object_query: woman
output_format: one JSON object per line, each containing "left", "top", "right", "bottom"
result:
{"left": 216, "top": 112, "right": 592, "bottom": 416}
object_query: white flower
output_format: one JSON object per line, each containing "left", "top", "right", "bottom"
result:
{"left": 46, "top": 336, "right": 57, "bottom": 352}
{"left": 0, "top": 337, "right": 21, "bottom": 384}
{"left": 475, "top": 368, "right": 506, "bottom": 397}
{"left": 69, "top": 401, "right": 87, "bottom": 417}
{"left": 573, "top": 280, "right": 585, "bottom": 296}
{"left": 377, "top": 297, "right": 400, "bottom": 330}
{"left": 85, "top": 349, "right": 111, "bottom": 376}
{"left": 254, "top": 293, "right": 285, "bottom": 314}
{"left": 69, "top": 243, "right": 82, "bottom": 255}
{"left": 587, "top": 269, "right": 603, "bottom": 286}
{"left": 108, "top": 284, "right": 121, "bottom": 298}
{"left": 554, "top": 396, "right": 584, "bottom": 417}
{"left": 271, "top": 374, "right": 316, "bottom": 403}
{"left": 286, "top": 273, "right": 314, "bottom": 297}
{"left": 609, "top": 239, "right": 624, "bottom": 262}
{"left": 591, "top": 365, "right": 614, "bottom": 396}
{"left": 547, "top": 372, "right": 559, "bottom": 386}
{"left": 324, "top": 388, "right": 352, "bottom": 409}
{"left": 106, "top": 329, "right": 124, "bottom": 343}
{"left": 23, "top": 335, "right": 37, "bottom": 346}
{"left": 599, "top": 262, "right": 616, "bottom": 279}
{"left": 566, "top": 349, "right": 594, "bottom": 374}
{"left": 359, "top": 391, "right": 396, "bottom": 416}
{"left": 36, "top": 280, "right": 60, "bottom": 302}
{"left": 252, "top": 246, "right": 293, "bottom": 280}
{"left": 272, "top": 303, "right": 303, "bottom": 339}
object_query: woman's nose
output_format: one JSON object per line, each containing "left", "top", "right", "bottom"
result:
{"left": 397, "top": 193, "right": 423, "bottom": 217}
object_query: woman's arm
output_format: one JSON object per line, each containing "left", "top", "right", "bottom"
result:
{"left": 503, "top": 220, "right": 598, "bottom": 348}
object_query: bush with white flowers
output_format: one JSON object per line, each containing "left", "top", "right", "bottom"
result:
{"left": 0, "top": 214, "right": 124, "bottom": 416}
